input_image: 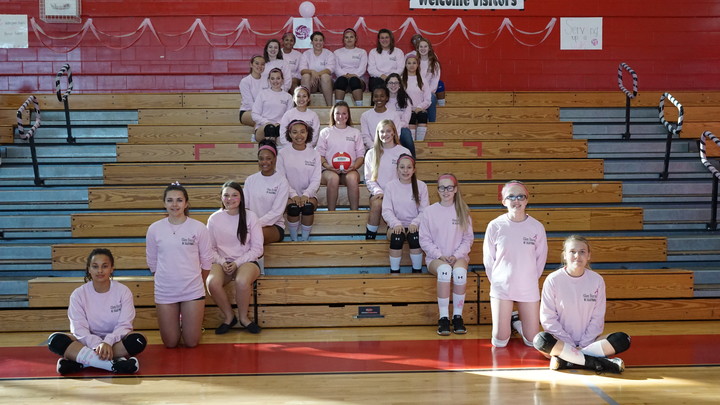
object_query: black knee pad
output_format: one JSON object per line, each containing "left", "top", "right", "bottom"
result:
{"left": 532, "top": 331, "right": 557, "bottom": 354}
{"left": 334, "top": 76, "right": 349, "bottom": 91}
{"left": 607, "top": 332, "right": 631, "bottom": 354}
{"left": 348, "top": 76, "right": 363, "bottom": 91}
{"left": 301, "top": 202, "right": 315, "bottom": 216}
{"left": 122, "top": 332, "right": 148, "bottom": 356}
{"left": 287, "top": 203, "right": 301, "bottom": 217}
{"left": 389, "top": 232, "right": 405, "bottom": 250}
{"left": 48, "top": 332, "right": 73, "bottom": 356}
{"left": 407, "top": 231, "right": 420, "bottom": 249}
{"left": 415, "top": 111, "right": 428, "bottom": 124}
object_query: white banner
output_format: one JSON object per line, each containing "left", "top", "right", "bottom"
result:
{"left": 0, "top": 15, "right": 28, "bottom": 49}
{"left": 409, "top": 0, "right": 524, "bottom": 10}
{"left": 560, "top": 17, "right": 602, "bottom": 50}
{"left": 293, "top": 18, "right": 313, "bottom": 49}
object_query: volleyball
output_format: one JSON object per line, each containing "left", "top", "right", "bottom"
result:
{"left": 331, "top": 152, "right": 352, "bottom": 171}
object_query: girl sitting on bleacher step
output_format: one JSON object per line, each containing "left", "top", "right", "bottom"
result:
{"left": 238, "top": 55, "right": 267, "bottom": 128}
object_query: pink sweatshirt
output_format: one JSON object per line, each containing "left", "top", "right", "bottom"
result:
{"left": 419, "top": 202, "right": 474, "bottom": 264}
{"left": 333, "top": 47, "right": 368, "bottom": 78}
{"left": 419, "top": 59, "right": 441, "bottom": 93}
{"left": 263, "top": 59, "right": 292, "bottom": 92}
{"left": 360, "top": 108, "right": 404, "bottom": 150}
{"left": 146, "top": 217, "right": 214, "bottom": 305}
{"left": 368, "top": 48, "right": 405, "bottom": 77}
{"left": 540, "top": 267, "right": 607, "bottom": 348}
{"left": 404, "top": 74, "right": 432, "bottom": 110}
{"left": 277, "top": 146, "right": 322, "bottom": 198}
{"left": 282, "top": 49, "right": 303, "bottom": 79}
{"left": 207, "top": 208, "right": 264, "bottom": 266}
{"left": 239, "top": 74, "right": 268, "bottom": 112}
{"left": 243, "top": 171, "right": 291, "bottom": 229}
{"left": 278, "top": 108, "right": 321, "bottom": 149}
{"left": 251, "top": 89, "right": 293, "bottom": 129}
{"left": 315, "top": 126, "right": 366, "bottom": 164}
{"left": 382, "top": 179, "right": 430, "bottom": 228}
{"left": 483, "top": 214, "right": 548, "bottom": 302}
{"left": 300, "top": 49, "right": 336, "bottom": 73}
{"left": 388, "top": 95, "right": 412, "bottom": 128}
{"left": 364, "top": 144, "right": 411, "bottom": 196}
{"left": 68, "top": 280, "right": 135, "bottom": 349}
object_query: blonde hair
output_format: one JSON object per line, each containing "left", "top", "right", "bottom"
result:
{"left": 439, "top": 173, "right": 470, "bottom": 231}
{"left": 561, "top": 234, "right": 591, "bottom": 269}
{"left": 370, "top": 119, "right": 400, "bottom": 181}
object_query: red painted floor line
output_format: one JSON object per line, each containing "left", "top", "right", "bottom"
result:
{"left": 1, "top": 335, "right": 718, "bottom": 379}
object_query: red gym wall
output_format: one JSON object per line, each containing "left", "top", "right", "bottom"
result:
{"left": 1, "top": 0, "right": 719, "bottom": 93}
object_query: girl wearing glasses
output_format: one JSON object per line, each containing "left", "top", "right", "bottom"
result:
{"left": 381, "top": 153, "right": 428, "bottom": 273}
{"left": 483, "top": 180, "right": 548, "bottom": 348}
{"left": 419, "top": 173, "right": 473, "bottom": 335}
{"left": 385, "top": 73, "right": 415, "bottom": 157}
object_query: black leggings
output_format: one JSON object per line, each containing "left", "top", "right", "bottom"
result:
{"left": 334, "top": 76, "right": 364, "bottom": 91}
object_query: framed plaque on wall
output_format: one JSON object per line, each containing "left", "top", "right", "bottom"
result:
{"left": 40, "top": 0, "right": 82, "bottom": 23}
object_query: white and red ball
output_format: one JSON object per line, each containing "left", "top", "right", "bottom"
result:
{"left": 331, "top": 152, "right": 352, "bottom": 171}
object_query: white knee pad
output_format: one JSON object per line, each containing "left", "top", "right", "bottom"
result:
{"left": 437, "top": 263, "right": 452, "bottom": 283}
{"left": 452, "top": 267, "right": 467, "bottom": 285}
{"left": 492, "top": 337, "right": 510, "bottom": 348}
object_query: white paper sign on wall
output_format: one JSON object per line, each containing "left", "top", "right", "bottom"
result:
{"left": 0, "top": 15, "right": 28, "bottom": 49}
{"left": 560, "top": 17, "right": 602, "bottom": 50}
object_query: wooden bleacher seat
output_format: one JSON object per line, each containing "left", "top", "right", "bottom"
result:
{"left": 0, "top": 93, "right": 184, "bottom": 109}
{"left": 681, "top": 122, "right": 720, "bottom": 157}
{"left": 50, "top": 236, "right": 667, "bottom": 271}
{"left": 115, "top": 140, "right": 588, "bottom": 163}
{"left": 101, "top": 159, "right": 605, "bottom": 185}
{"left": 70, "top": 207, "right": 643, "bottom": 238}
{"left": 663, "top": 106, "right": 720, "bottom": 123}
{"left": 0, "top": 125, "right": 12, "bottom": 144}
{"left": 87, "top": 181, "right": 624, "bottom": 209}
{"left": 513, "top": 91, "right": 720, "bottom": 108}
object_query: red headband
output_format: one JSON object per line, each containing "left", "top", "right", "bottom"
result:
{"left": 502, "top": 181, "right": 529, "bottom": 198}
{"left": 438, "top": 174, "right": 457, "bottom": 185}
{"left": 258, "top": 145, "right": 277, "bottom": 156}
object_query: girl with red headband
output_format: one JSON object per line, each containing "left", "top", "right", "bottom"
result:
{"left": 381, "top": 153, "right": 429, "bottom": 273}
{"left": 419, "top": 173, "right": 473, "bottom": 335}
{"left": 483, "top": 180, "right": 548, "bottom": 348}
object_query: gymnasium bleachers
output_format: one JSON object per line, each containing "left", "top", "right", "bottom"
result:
{"left": 1, "top": 90, "right": 720, "bottom": 332}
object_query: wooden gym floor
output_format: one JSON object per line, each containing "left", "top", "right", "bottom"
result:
{"left": 0, "top": 321, "right": 719, "bottom": 404}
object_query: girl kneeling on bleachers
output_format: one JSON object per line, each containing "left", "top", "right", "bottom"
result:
{"left": 381, "top": 153, "right": 428, "bottom": 273}
{"left": 533, "top": 235, "right": 630, "bottom": 374}
{"left": 206, "top": 181, "right": 263, "bottom": 335}
{"left": 419, "top": 173, "right": 474, "bottom": 335}
{"left": 47, "top": 248, "right": 146, "bottom": 375}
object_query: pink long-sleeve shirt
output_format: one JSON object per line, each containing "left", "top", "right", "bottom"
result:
{"left": 540, "top": 267, "right": 607, "bottom": 348}
{"left": 239, "top": 74, "right": 268, "bottom": 112}
{"left": 404, "top": 74, "right": 432, "bottom": 110}
{"left": 315, "top": 126, "right": 366, "bottom": 164}
{"left": 368, "top": 48, "right": 405, "bottom": 77}
{"left": 251, "top": 89, "right": 293, "bottom": 129}
{"left": 262, "top": 59, "right": 293, "bottom": 92}
{"left": 419, "top": 59, "right": 441, "bottom": 93}
{"left": 388, "top": 95, "right": 412, "bottom": 129}
{"left": 364, "top": 144, "right": 411, "bottom": 196}
{"left": 207, "top": 208, "right": 264, "bottom": 266}
{"left": 483, "top": 214, "right": 548, "bottom": 302}
{"left": 282, "top": 48, "right": 303, "bottom": 79}
{"left": 360, "top": 108, "right": 404, "bottom": 150}
{"left": 277, "top": 146, "right": 322, "bottom": 199}
{"left": 146, "top": 217, "right": 214, "bottom": 304}
{"left": 243, "top": 171, "right": 291, "bottom": 229}
{"left": 68, "top": 280, "right": 135, "bottom": 349}
{"left": 300, "top": 49, "right": 336, "bottom": 73}
{"left": 419, "top": 202, "right": 474, "bottom": 264}
{"left": 333, "top": 47, "right": 368, "bottom": 78}
{"left": 278, "top": 108, "right": 321, "bottom": 149}
{"left": 382, "top": 179, "right": 430, "bottom": 228}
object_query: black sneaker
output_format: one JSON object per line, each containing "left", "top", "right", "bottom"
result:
{"left": 365, "top": 229, "right": 377, "bottom": 240}
{"left": 56, "top": 358, "right": 84, "bottom": 375}
{"left": 452, "top": 315, "right": 467, "bottom": 334}
{"left": 240, "top": 320, "right": 261, "bottom": 334}
{"left": 215, "top": 317, "right": 238, "bottom": 335}
{"left": 549, "top": 356, "right": 572, "bottom": 370}
{"left": 437, "top": 317, "right": 451, "bottom": 336}
{"left": 390, "top": 269, "right": 401, "bottom": 274}
{"left": 584, "top": 355, "right": 624, "bottom": 374}
{"left": 112, "top": 357, "right": 139, "bottom": 374}
{"left": 411, "top": 268, "right": 423, "bottom": 273}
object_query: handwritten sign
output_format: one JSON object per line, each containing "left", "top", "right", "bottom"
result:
{"left": 0, "top": 15, "right": 28, "bottom": 49}
{"left": 560, "top": 17, "right": 602, "bottom": 50}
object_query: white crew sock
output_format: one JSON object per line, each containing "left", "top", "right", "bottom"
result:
{"left": 410, "top": 253, "right": 423, "bottom": 271}
{"left": 76, "top": 346, "right": 113, "bottom": 371}
{"left": 416, "top": 126, "right": 427, "bottom": 141}
{"left": 354, "top": 100, "right": 363, "bottom": 106}
{"left": 366, "top": 224, "right": 378, "bottom": 233}
{"left": 389, "top": 256, "right": 401, "bottom": 271}
{"left": 287, "top": 220, "right": 300, "bottom": 241}
{"left": 560, "top": 343, "right": 586, "bottom": 365}
{"left": 258, "top": 256, "right": 265, "bottom": 275}
{"left": 452, "top": 293, "right": 465, "bottom": 316}
{"left": 438, "top": 297, "right": 450, "bottom": 318}
{"left": 300, "top": 224, "right": 312, "bottom": 241}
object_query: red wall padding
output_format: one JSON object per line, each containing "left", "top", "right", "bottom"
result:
{"left": 1, "top": 0, "right": 719, "bottom": 93}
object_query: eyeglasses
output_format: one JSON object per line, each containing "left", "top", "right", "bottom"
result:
{"left": 504, "top": 194, "right": 527, "bottom": 201}
{"left": 387, "top": 81, "right": 400, "bottom": 86}
{"left": 438, "top": 185, "right": 456, "bottom": 192}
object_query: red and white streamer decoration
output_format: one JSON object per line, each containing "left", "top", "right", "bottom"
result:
{"left": 700, "top": 131, "right": 720, "bottom": 180}
{"left": 29, "top": 16, "right": 556, "bottom": 52}
{"left": 617, "top": 63, "right": 638, "bottom": 99}
{"left": 658, "top": 92, "right": 683, "bottom": 135}
{"left": 16, "top": 96, "right": 41, "bottom": 141}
